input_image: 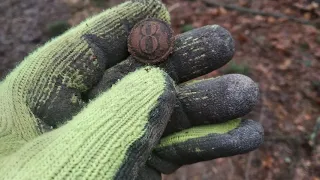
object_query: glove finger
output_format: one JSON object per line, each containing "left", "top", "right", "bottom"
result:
{"left": 21, "top": 0, "right": 170, "bottom": 128}
{"left": 87, "top": 25, "right": 234, "bottom": 99}
{"left": 83, "top": 0, "right": 170, "bottom": 70}
{"left": 109, "top": 67, "right": 176, "bottom": 179}
{"left": 150, "top": 119, "right": 264, "bottom": 174}
{"left": 163, "top": 74, "right": 259, "bottom": 135}
{"left": 163, "top": 25, "right": 234, "bottom": 83}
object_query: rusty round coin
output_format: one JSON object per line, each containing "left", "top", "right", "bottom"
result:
{"left": 128, "top": 18, "right": 174, "bottom": 64}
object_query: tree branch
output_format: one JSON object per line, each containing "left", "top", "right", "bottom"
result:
{"left": 202, "top": 0, "right": 318, "bottom": 27}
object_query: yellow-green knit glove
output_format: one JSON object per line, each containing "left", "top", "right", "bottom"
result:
{"left": 0, "top": 0, "right": 263, "bottom": 179}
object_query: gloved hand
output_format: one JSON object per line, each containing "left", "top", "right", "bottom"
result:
{"left": 0, "top": 0, "right": 263, "bottom": 179}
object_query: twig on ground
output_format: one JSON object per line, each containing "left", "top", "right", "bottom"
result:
{"left": 227, "top": 159, "right": 235, "bottom": 180}
{"left": 245, "top": 93, "right": 266, "bottom": 180}
{"left": 245, "top": 152, "right": 253, "bottom": 180}
{"left": 201, "top": 0, "right": 318, "bottom": 27}
{"left": 309, "top": 117, "right": 320, "bottom": 148}
{"left": 168, "top": 3, "right": 181, "bottom": 13}
{"left": 264, "top": 135, "right": 305, "bottom": 145}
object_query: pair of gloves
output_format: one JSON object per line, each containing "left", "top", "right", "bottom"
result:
{"left": 0, "top": 0, "right": 263, "bottom": 179}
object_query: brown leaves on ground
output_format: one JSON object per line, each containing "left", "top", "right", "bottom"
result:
{"left": 1, "top": 0, "right": 319, "bottom": 179}
{"left": 163, "top": 0, "right": 320, "bottom": 179}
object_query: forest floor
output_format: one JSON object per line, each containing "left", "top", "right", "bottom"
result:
{"left": 0, "top": 0, "right": 319, "bottom": 179}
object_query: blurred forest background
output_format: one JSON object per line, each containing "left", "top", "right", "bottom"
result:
{"left": 0, "top": 0, "right": 319, "bottom": 179}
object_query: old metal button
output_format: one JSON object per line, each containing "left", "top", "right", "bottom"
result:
{"left": 128, "top": 18, "right": 174, "bottom": 64}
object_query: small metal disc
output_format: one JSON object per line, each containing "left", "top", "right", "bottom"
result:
{"left": 128, "top": 18, "right": 174, "bottom": 64}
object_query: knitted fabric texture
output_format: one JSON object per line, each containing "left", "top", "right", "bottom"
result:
{"left": 0, "top": 67, "right": 169, "bottom": 179}
{"left": 0, "top": 0, "right": 168, "bottom": 159}
{"left": 0, "top": 0, "right": 171, "bottom": 179}
{"left": 157, "top": 119, "right": 241, "bottom": 148}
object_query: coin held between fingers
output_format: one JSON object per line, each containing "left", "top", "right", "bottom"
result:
{"left": 128, "top": 18, "right": 175, "bottom": 64}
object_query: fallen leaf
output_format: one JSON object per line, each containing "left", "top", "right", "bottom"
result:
{"left": 304, "top": 114, "right": 312, "bottom": 121}
{"left": 278, "top": 59, "right": 292, "bottom": 70}
{"left": 270, "top": 85, "right": 281, "bottom": 92}
{"left": 278, "top": 17, "right": 288, "bottom": 23}
{"left": 239, "top": 0, "right": 248, "bottom": 6}
{"left": 294, "top": 2, "right": 319, "bottom": 11}
{"left": 237, "top": 33, "right": 248, "bottom": 43}
{"left": 267, "top": 17, "right": 276, "bottom": 23}
{"left": 207, "top": 8, "right": 219, "bottom": 16}
{"left": 297, "top": 125, "right": 306, "bottom": 132}
{"left": 284, "top": 8, "right": 293, "bottom": 15}
{"left": 272, "top": 39, "right": 292, "bottom": 51}
{"left": 255, "top": 15, "right": 265, "bottom": 21}
{"left": 304, "top": 12, "right": 312, "bottom": 20}
{"left": 219, "top": 7, "right": 228, "bottom": 15}
{"left": 262, "top": 156, "right": 274, "bottom": 169}
{"left": 311, "top": 2, "right": 319, "bottom": 9}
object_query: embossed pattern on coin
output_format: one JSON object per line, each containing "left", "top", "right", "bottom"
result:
{"left": 128, "top": 18, "right": 174, "bottom": 64}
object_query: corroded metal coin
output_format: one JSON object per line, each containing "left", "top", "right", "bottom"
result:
{"left": 128, "top": 18, "right": 174, "bottom": 64}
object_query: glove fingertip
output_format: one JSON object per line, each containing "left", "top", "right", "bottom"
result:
{"left": 153, "top": 119, "right": 264, "bottom": 171}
